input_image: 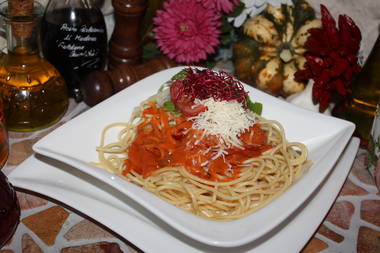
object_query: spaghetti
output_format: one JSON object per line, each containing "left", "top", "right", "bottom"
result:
{"left": 93, "top": 68, "right": 309, "bottom": 221}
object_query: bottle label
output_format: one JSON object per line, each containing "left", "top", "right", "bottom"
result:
{"left": 57, "top": 23, "right": 106, "bottom": 69}
{"left": 41, "top": 8, "right": 108, "bottom": 100}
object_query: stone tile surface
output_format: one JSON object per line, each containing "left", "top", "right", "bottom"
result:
{"left": 316, "top": 224, "right": 344, "bottom": 243}
{"left": 340, "top": 178, "right": 369, "bottom": 196}
{"left": 21, "top": 234, "right": 43, "bottom": 253}
{"left": 301, "top": 238, "right": 328, "bottom": 253}
{"left": 360, "top": 200, "right": 380, "bottom": 227}
{"left": 325, "top": 200, "right": 355, "bottom": 230}
{"left": 22, "top": 206, "right": 70, "bottom": 246}
{"left": 16, "top": 192, "right": 48, "bottom": 210}
{"left": 357, "top": 226, "right": 380, "bottom": 253}
{"left": 61, "top": 242, "right": 123, "bottom": 253}
{"left": 64, "top": 220, "right": 114, "bottom": 241}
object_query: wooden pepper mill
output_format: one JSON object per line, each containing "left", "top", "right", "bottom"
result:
{"left": 81, "top": 56, "right": 178, "bottom": 106}
{"left": 108, "top": 0, "right": 148, "bottom": 69}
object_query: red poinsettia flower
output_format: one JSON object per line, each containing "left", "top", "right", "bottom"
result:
{"left": 153, "top": 0, "right": 222, "bottom": 64}
{"left": 294, "top": 5, "right": 362, "bottom": 112}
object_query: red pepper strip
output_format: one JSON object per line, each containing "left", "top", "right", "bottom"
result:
{"left": 319, "top": 89, "right": 332, "bottom": 111}
{"left": 318, "top": 69, "right": 331, "bottom": 88}
{"left": 294, "top": 68, "right": 311, "bottom": 82}
{"left": 343, "top": 67, "right": 354, "bottom": 84}
{"left": 312, "top": 81, "right": 322, "bottom": 103}
{"left": 305, "top": 37, "right": 326, "bottom": 56}
{"left": 322, "top": 57, "right": 333, "bottom": 68}
{"left": 305, "top": 31, "right": 329, "bottom": 56}
{"left": 338, "top": 15, "right": 353, "bottom": 56}
{"left": 339, "top": 15, "right": 361, "bottom": 54}
{"left": 305, "top": 54, "right": 324, "bottom": 76}
{"left": 320, "top": 5, "right": 340, "bottom": 50}
{"left": 330, "top": 57, "right": 348, "bottom": 77}
{"left": 331, "top": 79, "right": 347, "bottom": 96}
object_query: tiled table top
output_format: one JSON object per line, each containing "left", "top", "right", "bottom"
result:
{"left": 1, "top": 99, "right": 380, "bottom": 253}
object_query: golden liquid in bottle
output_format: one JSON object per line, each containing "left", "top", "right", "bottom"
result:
{"left": 336, "top": 37, "right": 380, "bottom": 144}
{"left": 0, "top": 46, "right": 68, "bottom": 131}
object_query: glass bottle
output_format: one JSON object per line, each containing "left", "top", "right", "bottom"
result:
{"left": 334, "top": 35, "right": 380, "bottom": 145}
{"left": 41, "top": 0, "right": 108, "bottom": 102}
{"left": 0, "top": 94, "right": 19, "bottom": 248}
{"left": 0, "top": 171, "right": 20, "bottom": 248}
{"left": 0, "top": 1, "right": 68, "bottom": 131}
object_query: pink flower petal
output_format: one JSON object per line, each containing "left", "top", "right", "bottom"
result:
{"left": 153, "top": 0, "right": 222, "bottom": 64}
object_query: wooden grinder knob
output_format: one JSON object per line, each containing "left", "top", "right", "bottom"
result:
{"left": 81, "top": 56, "right": 178, "bottom": 106}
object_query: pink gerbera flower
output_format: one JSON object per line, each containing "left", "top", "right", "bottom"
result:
{"left": 198, "top": 0, "right": 240, "bottom": 14}
{"left": 153, "top": 0, "right": 222, "bottom": 64}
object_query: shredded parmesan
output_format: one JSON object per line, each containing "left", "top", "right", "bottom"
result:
{"left": 189, "top": 98, "right": 256, "bottom": 149}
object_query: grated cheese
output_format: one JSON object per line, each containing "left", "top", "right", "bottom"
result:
{"left": 189, "top": 98, "right": 256, "bottom": 150}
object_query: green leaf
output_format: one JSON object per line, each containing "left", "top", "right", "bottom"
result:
{"left": 247, "top": 97, "right": 263, "bottom": 115}
{"left": 221, "top": 22, "right": 233, "bottom": 33}
{"left": 171, "top": 70, "right": 187, "bottom": 81}
{"left": 227, "top": 1, "right": 246, "bottom": 18}
{"left": 163, "top": 101, "right": 176, "bottom": 111}
{"left": 250, "top": 102, "right": 263, "bottom": 115}
{"left": 142, "top": 42, "right": 162, "bottom": 59}
{"left": 221, "top": 34, "right": 233, "bottom": 45}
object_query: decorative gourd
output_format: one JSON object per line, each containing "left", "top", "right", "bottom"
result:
{"left": 233, "top": 0, "right": 321, "bottom": 97}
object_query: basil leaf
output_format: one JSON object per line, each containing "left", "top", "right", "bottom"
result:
{"left": 247, "top": 97, "right": 263, "bottom": 115}
{"left": 171, "top": 70, "right": 187, "bottom": 81}
{"left": 163, "top": 101, "right": 176, "bottom": 111}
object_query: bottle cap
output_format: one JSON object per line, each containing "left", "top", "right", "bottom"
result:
{"left": 8, "top": 0, "right": 33, "bottom": 16}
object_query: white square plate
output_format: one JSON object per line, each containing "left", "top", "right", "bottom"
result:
{"left": 9, "top": 138, "right": 359, "bottom": 252}
{"left": 33, "top": 66, "right": 355, "bottom": 247}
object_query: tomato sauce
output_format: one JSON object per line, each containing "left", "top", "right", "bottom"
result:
{"left": 123, "top": 104, "right": 272, "bottom": 182}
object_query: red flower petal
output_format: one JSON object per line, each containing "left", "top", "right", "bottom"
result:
{"left": 153, "top": 0, "right": 222, "bottom": 64}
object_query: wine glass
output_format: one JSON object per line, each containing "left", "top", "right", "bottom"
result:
{"left": 0, "top": 98, "right": 20, "bottom": 249}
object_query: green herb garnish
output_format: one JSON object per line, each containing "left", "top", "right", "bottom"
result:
{"left": 246, "top": 97, "right": 263, "bottom": 115}
{"left": 171, "top": 70, "right": 187, "bottom": 81}
{"left": 162, "top": 101, "right": 181, "bottom": 115}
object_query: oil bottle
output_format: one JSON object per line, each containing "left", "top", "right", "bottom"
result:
{"left": 0, "top": 0, "right": 68, "bottom": 131}
{"left": 334, "top": 35, "right": 380, "bottom": 145}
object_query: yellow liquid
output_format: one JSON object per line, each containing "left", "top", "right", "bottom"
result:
{"left": 0, "top": 47, "right": 68, "bottom": 131}
{"left": 337, "top": 38, "right": 380, "bottom": 143}
{"left": 343, "top": 99, "right": 376, "bottom": 142}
